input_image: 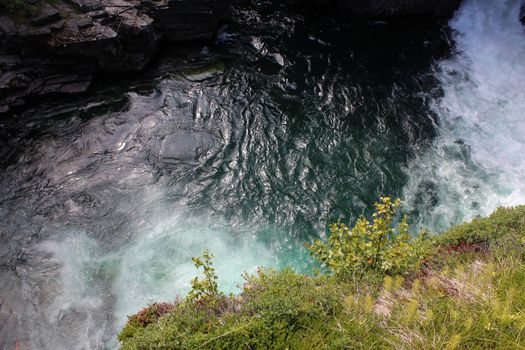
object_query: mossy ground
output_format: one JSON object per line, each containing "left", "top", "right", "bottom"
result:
{"left": 119, "top": 205, "right": 525, "bottom": 349}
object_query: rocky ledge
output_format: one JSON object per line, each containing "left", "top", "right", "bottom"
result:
{"left": 0, "top": 0, "right": 464, "bottom": 115}
{"left": 0, "top": 0, "right": 228, "bottom": 114}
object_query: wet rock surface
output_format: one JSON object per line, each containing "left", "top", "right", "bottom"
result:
{"left": 0, "top": 0, "right": 461, "bottom": 114}
{"left": 0, "top": 0, "right": 228, "bottom": 114}
{"left": 31, "top": 2, "right": 62, "bottom": 25}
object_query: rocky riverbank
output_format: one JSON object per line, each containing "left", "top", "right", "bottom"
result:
{"left": 0, "top": 0, "right": 228, "bottom": 114}
{"left": 0, "top": 0, "right": 463, "bottom": 115}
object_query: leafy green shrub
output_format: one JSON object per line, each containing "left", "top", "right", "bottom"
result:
{"left": 436, "top": 205, "right": 525, "bottom": 245}
{"left": 135, "top": 268, "right": 388, "bottom": 349}
{"left": 242, "top": 268, "right": 340, "bottom": 325}
{"left": 118, "top": 302, "right": 174, "bottom": 342}
{"left": 308, "top": 197, "right": 429, "bottom": 276}
{"left": 118, "top": 204, "right": 525, "bottom": 349}
{"left": 187, "top": 249, "right": 225, "bottom": 309}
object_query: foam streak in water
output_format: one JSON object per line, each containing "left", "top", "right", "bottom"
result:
{"left": 34, "top": 212, "right": 277, "bottom": 349}
{"left": 404, "top": 0, "right": 525, "bottom": 231}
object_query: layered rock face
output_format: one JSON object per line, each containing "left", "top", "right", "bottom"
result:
{"left": 0, "top": 0, "right": 461, "bottom": 114}
{"left": 144, "top": 0, "right": 227, "bottom": 42}
{"left": 0, "top": 0, "right": 228, "bottom": 113}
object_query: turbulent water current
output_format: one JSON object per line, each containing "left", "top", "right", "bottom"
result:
{"left": 0, "top": 0, "right": 524, "bottom": 348}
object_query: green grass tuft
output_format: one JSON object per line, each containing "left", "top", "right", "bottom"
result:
{"left": 119, "top": 204, "right": 525, "bottom": 349}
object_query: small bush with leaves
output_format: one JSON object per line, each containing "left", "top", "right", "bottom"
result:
{"left": 187, "top": 249, "right": 225, "bottom": 309}
{"left": 118, "top": 302, "right": 175, "bottom": 342}
{"left": 119, "top": 204, "right": 525, "bottom": 350}
{"left": 308, "top": 197, "right": 430, "bottom": 276}
{"left": 435, "top": 205, "right": 525, "bottom": 246}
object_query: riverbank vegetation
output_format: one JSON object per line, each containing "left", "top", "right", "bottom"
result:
{"left": 119, "top": 200, "right": 525, "bottom": 349}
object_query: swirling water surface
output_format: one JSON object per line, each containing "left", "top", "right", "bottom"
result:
{"left": 0, "top": 0, "right": 524, "bottom": 348}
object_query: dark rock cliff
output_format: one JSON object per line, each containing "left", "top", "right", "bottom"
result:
{"left": 0, "top": 0, "right": 460, "bottom": 114}
{"left": 0, "top": 0, "right": 229, "bottom": 114}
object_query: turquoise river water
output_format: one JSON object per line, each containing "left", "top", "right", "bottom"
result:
{"left": 0, "top": 0, "right": 524, "bottom": 348}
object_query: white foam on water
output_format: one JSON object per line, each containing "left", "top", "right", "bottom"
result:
{"left": 29, "top": 2, "right": 525, "bottom": 348}
{"left": 113, "top": 213, "right": 277, "bottom": 327}
{"left": 37, "top": 234, "right": 112, "bottom": 350}
{"left": 404, "top": 0, "right": 525, "bottom": 231}
{"left": 37, "top": 212, "right": 277, "bottom": 349}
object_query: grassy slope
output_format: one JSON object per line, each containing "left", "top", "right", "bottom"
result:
{"left": 119, "top": 206, "right": 525, "bottom": 349}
